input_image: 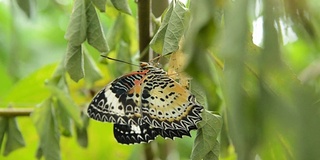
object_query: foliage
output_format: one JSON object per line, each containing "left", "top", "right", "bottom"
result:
{"left": 1, "top": 0, "right": 320, "bottom": 160}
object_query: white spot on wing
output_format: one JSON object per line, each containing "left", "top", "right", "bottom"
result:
{"left": 131, "top": 124, "right": 141, "bottom": 134}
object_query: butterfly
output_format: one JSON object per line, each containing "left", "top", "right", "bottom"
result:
{"left": 87, "top": 62, "right": 203, "bottom": 144}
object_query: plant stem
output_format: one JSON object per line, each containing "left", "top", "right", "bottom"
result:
{"left": 0, "top": 108, "right": 33, "bottom": 117}
{"left": 137, "top": 0, "right": 154, "bottom": 160}
{"left": 138, "top": 0, "right": 151, "bottom": 62}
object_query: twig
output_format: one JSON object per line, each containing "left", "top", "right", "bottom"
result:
{"left": 0, "top": 108, "right": 33, "bottom": 117}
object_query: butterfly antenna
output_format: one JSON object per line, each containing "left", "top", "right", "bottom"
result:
{"left": 100, "top": 55, "right": 139, "bottom": 67}
{"left": 150, "top": 52, "right": 173, "bottom": 62}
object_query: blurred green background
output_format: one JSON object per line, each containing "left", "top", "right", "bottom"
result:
{"left": 1, "top": 0, "right": 320, "bottom": 160}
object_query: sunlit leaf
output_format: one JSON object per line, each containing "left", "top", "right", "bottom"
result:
{"left": 110, "top": 0, "right": 132, "bottom": 15}
{"left": 150, "top": 1, "right": 188, "bottom": 54}
{"left": 65, "top": 0, "right": 87, "bottom": 46}
{"left": 0, "top": 117, "right": 8, "bottom": 151}
{"left": 1, "top": 64, "right": 56, "bottom": 108}
{"left": 0, "top": 65, "right": 13, "bottom": 98}
{"left": 32, "top": 98, "right": 61, "bottom": 160}
{"left": 191, "top": 111, "right": 222, "bottom": 160}
{"left": 64, "top": 43, "right": 84, "bottom": 82}
{"left": 91, "top": 0, "right": 106, "bottom": 12}
{"left": 3, "top": 118, "right": 26, "bottom": 156}
{"left": 86, "top": 1, "right": 109, "bottom": 52}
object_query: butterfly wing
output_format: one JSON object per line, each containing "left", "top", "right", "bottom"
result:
{"left": 113, "top": 122, "right": 160, "bottom": 144}
{"left": 140, "top": 74, "right": 203, "bottom": 139}
{"left": 87, "top": 71, "right": 147, "bottom": 126}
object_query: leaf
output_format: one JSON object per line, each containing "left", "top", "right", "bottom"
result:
{"left": 3, "top": 118, "right": 26, "bottom": 156}
{"left": 203, "top": 140, "right": 220, "bottom": 160}
{"left": 86, "top": 1, "right": 109, "bottom": 52}
{"left": 47, "top": 85, "right": 83, "bottom": 128}
{"left": 150, "top": 1, "right": 188, "bottom": 54}
{"left": 1, "top": 64, "right": 56, "bottom": 108}
{"left": 75, "top": 112, "right": 89, "bottom": 148}
{"left": 65, "top": 0, "right": 87, "bottom": 46}
{"left": 91, "top": 0, "right": 106, "bottom": 12}
{"left": 32, "top": 98, "right": 61, "bottom": 160}
{"left": 64, "top": 43, "right": 84, "bottom": 82}
{"left": 110, "top": 0, "right": 132, "bottom": 15}
{"left": 55, "top": 100, "right": 72, "bottom": 137}
{"left": 191, "top": 110, "right": 222, "bottom": 160}
{"left": 35, "top": 145, "right": 43, "bottom": 160}
{"left": 83, "top": 49, "right": 103, "bottom": 83}
{"left": 0, "top": 117, "right": 8, "bottom": 151}
{"left": 16, "top": 0, "right": 34, "bottom": 18}
{"left": 106, "top": 14, "right": 125, "bottom": 51}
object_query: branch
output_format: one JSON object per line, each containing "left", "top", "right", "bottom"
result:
{"left": 138, "top": 0, "right": 151, "bottom": 62}
{"left": 0, "top": 108, "right": 33, "bottom": 117}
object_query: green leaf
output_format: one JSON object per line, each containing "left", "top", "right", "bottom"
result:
{"left": 64, "top": 43, "right": 84, "bottom": 82}
{"left": 3, "top": 118, "right": 26, "bottom": 156}
{"left": 47, "top": 85, "right": 83, "bottom": 128}
{"left": 35, "top": 145, "right": 43, "bottom": 159}
{"left": 86, "top": 1, "right": 109, "bottom": 52}
{"left": 1, "top": 64, "right": 56, "bottom": 108}
{"left": 150, "top": 1, "right": 188, "bottom": 54}
{"left": 106, "top": 14, "right": 125, "bottom": 51}
{"left": 75, "top": 113, "right": 89, "bottom": 148}
{"left": 65, "top": 0, "right": 87, "bottom": 46}
{"left": 91, "top": 0, "right": 106, "bottom": 12}
{"left": 203, "top": 140, "right": 220, "bottom": 160}
{"left": 83, "top": 49, "right": 103, "bottom": 83}
{"left": 110, "top": 0, "right": 132, "bottom": 15}
{"left": 55, "top": 100, "right": 72, "bottom": 137}
{"left": 32, "top": 98, "right": 61, "bottom": 160}
{"left": 16, "top": 0, "right": 34, "bottom": 18}
{"left": 191, "top": 111, "right": 222, "bottom": 160}
{"left": 0, "top": 117, "right": 8, "bottom": 151}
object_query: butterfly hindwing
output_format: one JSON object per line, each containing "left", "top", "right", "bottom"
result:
{"left": 113, "top": 122, "right": 160, "bottom": 144}
{"left": 138, "top": 65, "right": 203, "bottom": 139}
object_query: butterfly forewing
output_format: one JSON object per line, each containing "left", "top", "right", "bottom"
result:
{"left": 87, "top": 71, "right": 147, "bottom": 126}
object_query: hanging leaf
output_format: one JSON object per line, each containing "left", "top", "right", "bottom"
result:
{"left": 91, "top": 0, "right": 106, "bottom": 12}
{"left": 75, "top": 112, "right": 89, "bottom": 148}
{"left": 3, "top": 118, "right": 26, "bottom": 156}
{"left": 54, "top": 100, "right": 73, "bottom": 137}
{"left": 86, "top": 1, "right": 109, "bottom": 52}
{"left": 32, "top": 98, "right": 61, "bottom": 160}
{"left": 106, "top": 14, "right": 125, "bottom": 51}
{"left": 191, "top": 111, "right": 222, "bottom": 160}
{"left": 64, "top": 44, "right": 84, "bottom": 82}
{"left": 47, "top": 86, "right": 83, "bottom": 128}
{"left": 110, "top": 0, "right": 132, "bottom": 15}
{"left": 150, "top": 1, "right": 188, "bottom": 54}
{"left": 83, "top": 49, "right": 103, "bottom": 84}
{"left": 65, "top": 0, "right": 87, "bottom": 46}
{"left": 16, "top": 0, "right": 34, "bottom": 18}
{"left": 0, "top": 117, "right": 8, "bottom": 151}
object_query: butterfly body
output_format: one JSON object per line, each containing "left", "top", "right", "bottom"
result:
{"left": 87, "top": 62, "right": 203, "bottom": 144}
